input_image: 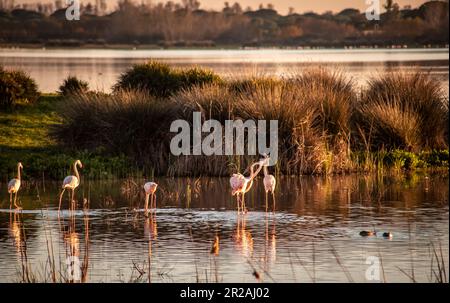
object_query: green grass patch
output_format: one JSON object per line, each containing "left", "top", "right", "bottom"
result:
{"left": 0, "top": 95, "right": 133, "bottom": 180}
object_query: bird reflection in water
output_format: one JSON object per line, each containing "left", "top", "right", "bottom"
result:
{"left": 234, "top": 215, "right": 253, "bottom": 257}
{"left": 144, "top": 211, "right": 158, "bottom": 283}
{"left": 9, "top": 212, "right": 31, "bottom": 282}
{"left": 263, "top": 213, "right": 277, "bottom": 271}
{"left": 59, "top": 209, "right": 90, "bottom": 283}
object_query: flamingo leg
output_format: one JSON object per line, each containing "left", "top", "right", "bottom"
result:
{"left": 59, "top": 188, "right": 66, "bottom": 211}
{"left": 14, "top": 192, "right": 21, "bottom": 209}
{"left": 236, "top": 194, "right": 240, "bottom": 214}
{"left": 73, "top": 189, "right": 76, "bottom": 210}
{"left": 70, "top": 190, "right": 73, "bottom": 211}
{"left": 272, "top": 192, "right": 276, "bottom": 212}
{"left": 10, "top": 192, "right": 12, "bottom": 209}
{"left": 265, "top": 191, "right": 268, "bottom": 212}
{"left": 152, "top": 194, "right": 156, "bottom": 210}
{"left": 144, "top": 194, "right": 149, "bottom": 212}
{"left": 241, "top": 194, "right": 246, "bottom": 214}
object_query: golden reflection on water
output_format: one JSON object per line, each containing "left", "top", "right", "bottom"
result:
{"left": 235, "top": 215, "right": 254, "bottom": 258}
{"left": 9, "top": 212, "right": 31, "bottom": 282}
{"left": 144, "top": 211, "right": 157, "bottom": 283}
{"left": 0, "top": 173, "right": 448, "bottom": 282}
{"left": 58, "top": 211, "right": 90, "bottom": 283}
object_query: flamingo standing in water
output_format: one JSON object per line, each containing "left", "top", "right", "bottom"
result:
{"left": 230, "top": 160, "right": 264, "bottom": 214}
{"left": 59, "top": 160, "right": 83, "bottom": 211}
{"left": 262, "top": 157, "right": 276, "bottom": 211}
{"left": 8, "top": 162, "right": 23, "bottom": 210}
{"left": 144, "top": 182, "right": 158, "bottom": 212}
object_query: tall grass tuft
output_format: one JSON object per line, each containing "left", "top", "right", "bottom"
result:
{"left": 59, "top": 76, "right": 89, "bottom": 96}
{"left": 52, "top": 90, "right": 179, "bottom": 175}
{"left": 356, "top": 71, "right": 449, "bottom": 151}
{"left": 113, "top": 61, "right": 222, "bottom": 98}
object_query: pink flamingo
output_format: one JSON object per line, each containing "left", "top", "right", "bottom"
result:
{"left": 230, "top": 160, "right": 264, "bottom": 214}
{"left": 59, "top": 160, "right": 83, "bottom": 211}
{"left": 261, "top": 157, "right": 276, "bottom": 211}
{"left": 8, "top": 162, "right": 23, "bottom": 210}
{"left": 144, "top": 182, "right": 158, "bottom": 212}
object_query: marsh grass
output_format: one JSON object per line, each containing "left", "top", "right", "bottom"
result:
{"left": 113, "top": 61, "right": 222, "bottom": 98}
{"left": 55, "top": 67, "right": 448, "bottom": 177}
{"left": 356, "top": 71, "right": 449, "bottom": 151}
{"left": 2, "top": 66, "right": 447, "bottom": 179}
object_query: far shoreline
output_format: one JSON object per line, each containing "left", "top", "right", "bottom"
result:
{"left": 0, "top": 43, "right": 449, "bottom": 51}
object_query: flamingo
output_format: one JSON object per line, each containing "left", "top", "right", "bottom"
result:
{"left": 144, "top": 182, "right": 158, "bottom": 212}
{"left": 59, "top": 160, "right": 83, "bottom": 211}
{"left": 230, "top": 160, "right": 264, "bottom": 214}
{"left": 8, "top": 162, "right": 23, "bottom": 210}
{"left": 262, "top": 157, "right": 276, "bottom": 212}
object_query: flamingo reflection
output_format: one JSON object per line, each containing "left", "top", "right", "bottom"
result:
{"left": 234, "top": 215, "right": 253, "bottom": 257}
{"left": 9, "top": 212, "right": 31, "bottom": 282}
{"left": 60, "top": 209, "right": 90, "bottom": 283}
{"left": 263, "top": 213, "right": 277, "bottom": 270}
{"left": 144, "top": 211, "right": 157, "bottom": 283}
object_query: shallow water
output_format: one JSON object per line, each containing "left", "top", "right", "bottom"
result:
{"left": 0, "top": 48, "right": 448, "bottom": 94}
{"left": 0, "top": 174, "right": 448, "bottom": 283}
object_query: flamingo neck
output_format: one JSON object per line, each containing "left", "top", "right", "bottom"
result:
{"left": 244, "top": 178, "right": 254, "bottom": 193}
{"left": 74, "top": 162, "right": 80, "bottom": 181}
{"left": 247, "top": 162, "right": 263, "bottom": 182}
{"left": 263, "top": 165, "right": 268, "bottom": 176}
{"left": 17, "top": 164, "right": 21, "bottom": 181}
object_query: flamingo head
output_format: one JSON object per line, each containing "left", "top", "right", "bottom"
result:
{"left": 18, "top": 162, "right": 23, "bottom": 169}
{"left": 75, "top": 159, "right": 83, "bottom": 168}
{"left": 260, "top": 155, "right": 270, "bottom": 167}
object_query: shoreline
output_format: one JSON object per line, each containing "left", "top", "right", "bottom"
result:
{"left": 1, "top": 44, "right": 449, "bottom": 51}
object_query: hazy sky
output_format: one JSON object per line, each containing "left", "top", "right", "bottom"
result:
{"left": 16, "top": 0, "right": 432, "bottom": 14}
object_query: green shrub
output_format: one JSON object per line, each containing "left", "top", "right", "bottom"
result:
{"left": 0, "top": 72, "right": 22, "bottom": 110}
{"left": 384, "top": 150, "right": 420, "bottom": 170}
{"left": 0, "top": 68, "right": 39, "bottom": 110}
{"left": 419, "top": 150, "right": 449, "bottom": 167}
{"left": 59, "top": 76, "right": 89, "bottom": 96}
{"left": 113, "top": 61, "right": 222, "bottom": 98}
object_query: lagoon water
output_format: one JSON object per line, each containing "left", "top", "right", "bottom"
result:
{"left": 0, "top": 48, "right": 448, "bottom": 94}
{"left": 0, "top": 174, "right": 448, "bottom": 283}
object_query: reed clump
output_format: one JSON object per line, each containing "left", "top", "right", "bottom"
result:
{"left": 355, "top": 71, "right": 449, "bottom": 152}
{"left": 113, "top": 61, "right": 222, "bottom": 98}
{"left": 52, "top": 65, "right": 449, "bottom": 177}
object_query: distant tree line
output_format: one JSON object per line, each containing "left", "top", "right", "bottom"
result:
{"left": 0, "top": 0, "right": 448, "bottom": 47}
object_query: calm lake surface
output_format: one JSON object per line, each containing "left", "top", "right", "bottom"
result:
{"left": 0, "top": 48, "right": 448, "bottom": 94}
{"left": 0, "top": 174, "right": 448, "bottom": 283}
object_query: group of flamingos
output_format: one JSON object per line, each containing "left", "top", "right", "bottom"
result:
{"left": 7, "top": 156, "right": 276, "bottom": 214}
